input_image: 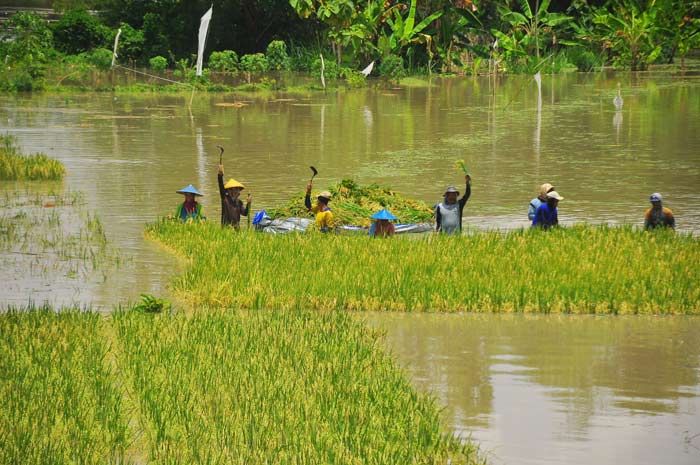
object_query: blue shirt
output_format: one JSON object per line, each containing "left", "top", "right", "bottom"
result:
{"left": 532, "top": 203, "right": 558, "bottom": 228}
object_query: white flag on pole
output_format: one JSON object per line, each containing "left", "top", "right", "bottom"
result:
{"left": 111, "top": 28, "right": 122, "bottom": 67}
{"left": 196, "top": 6, "right": 213, "bottom": 76}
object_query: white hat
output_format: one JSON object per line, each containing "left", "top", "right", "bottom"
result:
{"left": 547, "top": 191, "right": 564, "bottom": 201}
{"left": 650, "top": 193, "right": 662, "bottom": 202}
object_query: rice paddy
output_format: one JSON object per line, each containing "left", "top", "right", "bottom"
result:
{"left": 0, "top": 190, "right": 119, "bottom": 283}
{"left": 0, "top": 306, "right": 482, "bottom": 465}
{"left": 147, "top": 221, "right": 700, "bottom": 314}
{"left": 0, "top": 135, "right": 65, "bottom": 181}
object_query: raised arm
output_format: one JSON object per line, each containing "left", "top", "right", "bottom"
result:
{"left": 304, "top": 182, "right": 312, "bottom": 211}
{"left": 459, "top": 176, "right": 472, "bottom": 209}
{"left": 217, "top": 164, "right": 226, "bottom": 198}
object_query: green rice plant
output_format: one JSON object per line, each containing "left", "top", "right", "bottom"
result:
{"left": 0, "top": 306, "right": 131, "bottom": 464}
{"left": 113, "top": 307, "right": 481, "bottom": 464}
{"left": 268, "top": 179, "right": 433, "bottom": 227}
{"left": 0, "top": 134, "right": 66, "bottom": 181}
{"left": 147, "top": 221, "right": 700, "bottom": 314}
{"left": 132, "top": 293, "right": 171, "bottom": 313}
{"left": 454, "top": 159, "right": 470, "bottom": 175}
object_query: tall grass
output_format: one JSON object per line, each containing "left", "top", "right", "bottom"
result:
{"left": 147, "top": 221, "right": 700, "bottom": 314}
{"left": 0, "top": 135, "right": 65, "bottom": 181}
{"left": 114, "top": 308, "right": 480, "bottom": 464}
{"left": 0, "top": 307, "right": 130, "bottom": 464}
{"left": 0, "top": 307, "right": 482, "bottom": 464}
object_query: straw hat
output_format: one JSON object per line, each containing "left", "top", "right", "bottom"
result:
{"left": 176, "top": 184, "right": 203, "bottom": 196}
{"left": 547, "top": 191, "right": 564, "bottom": 201}
{"left": 318, "top": 191, "right": 332, "bottom": 200}
{"left": 444, "top": 186, "right": 460, "bottom": 195}
{"left": 539, "top": 183, "right": 554, "bottom": 197}
{"left": 224, "top": 178, "right": 245, "bottom": 190}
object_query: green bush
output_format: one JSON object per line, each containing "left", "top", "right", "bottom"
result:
{"left": 266, "top": 40, "right": 290, "bottom": 71}
{"left": 84, "top": 48, "right": 113, "bottom": 70}
{"left": 116, "top": 23, "right": 144, "bottom": 64}
{"left": 311, "top": 56, "right": 340, "bottom": 80}
{"left": 0, "top": 12, "right": 54, "bottom": 66}
{"left": 149, "top": 56, "right": 168, "bottom": 72}
{"left": 567, "top": 48, "right": 602, "bottom": 72}
{"left": 340, "top": 67, "right": 366, "bottom": 88}
{"left": 379, "top": 55, "right": 406, "bottom": 82}
{"left": 52, "top": 9, "right": 110, "bottom": 54}
{"left": 208, "top": 50, "right": 239, "bottom": 73}
{"left": 240, "top": 53, "right": 269, "bottom": 73}
{"left": 240, "top": 53, "right": 269, "bottom": 82}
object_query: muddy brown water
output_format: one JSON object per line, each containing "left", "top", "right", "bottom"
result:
{"left": 1, "top": 73, "right": 699, "bottom": 464}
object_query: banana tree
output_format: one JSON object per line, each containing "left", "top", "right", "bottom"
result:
{"left": 289, "top": 0, "right": 358, "bottom": 63}
{"left": 379, "top": 0, "right": 443, "bottom": 69}
{"left": 498, "top": 0, "right": 573, "bottom": 59}
{"left": 339, "top": 0, "right": 402, "bottom": 62}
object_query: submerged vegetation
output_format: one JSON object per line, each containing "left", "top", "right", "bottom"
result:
{"left": 0, "top": 188, "right": 119, "bottom": 284}
{"left": 0, "top": 306, "right": 482, "bottom": 464}
{"left": 268, "top": 179, "right": 433, "bottom": 227}
{"left": 147, "top": 221, "right": 699, "bottom": 314}
{"left": 0, "top": 135, "right": 65, "bottom": 180}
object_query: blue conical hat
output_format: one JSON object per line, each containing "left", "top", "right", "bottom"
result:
{"left": 176, "top": 184, "right": 203, "bottom": 196}
{"left": 371, "top": 209, "right": 397, "bottom": 221}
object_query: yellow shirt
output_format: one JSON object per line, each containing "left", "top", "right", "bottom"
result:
{"left": 312, "top": 205, "right": 334, "bottom": 231}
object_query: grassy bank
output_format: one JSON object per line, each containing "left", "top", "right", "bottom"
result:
{"left": 147, "top": 221, "right": 699, "bottom": 314}
{"left": 0, "top": 135, "right": 65, "bottom": 181}
{"left": 0, "top": 307, "right": 481, "bottom": 464}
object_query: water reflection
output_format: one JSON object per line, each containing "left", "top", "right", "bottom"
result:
{"left": 0, "top": 73, "right": 699, "bottom": 307}
{"left": 365, "top": 313, "right": 700, "bottom": 465}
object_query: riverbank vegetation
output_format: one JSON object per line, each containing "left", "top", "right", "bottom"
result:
{"left": 0, "top": 135, "right": 65, "bottom": 180}
{"left": 0, "top": 306, "right": 482, "bottom": 464}
{"left": 1, "top": 1, "right": 698, "bottom": 92}
{"left": 147, "top": 221, "right": 699, "bottom": 314}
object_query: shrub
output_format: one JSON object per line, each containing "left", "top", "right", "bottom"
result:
{"left": 340, "top": 67, "right": 366, "bottom": 88}
{"left": 568, "top": 47, "right": 601, "bottom": 72}
{"left": 208, "top": 50, "right": 239, "bottom": 73}
{"left": 311, "top": 56, "right": 340, "bottom": 81}
{"left": 266, "top": 40, "right": 290, "bottom": 71}
{"left": 240, "top": 53, "right": 269, "bottom": 82}
{"left": 149, "top": 56, "right": 168, "bottom": 72}
{"left": 52, "top": 9, "right": 110, "bottom": 54}
{"left": 379, "top": 55, "right": 406, "bottom": 82}
{"left": 84, "top": 48, "right": 113, "bottom": 70}
{"left": 116, "top": 23, "right": 145, "bottom": 64}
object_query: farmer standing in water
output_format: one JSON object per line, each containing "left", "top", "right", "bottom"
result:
{"left": 218, "top": 163, "right": 251, "bottom": 230}
{"left": 436, "top": 175, "right": 471, "bottom": 234}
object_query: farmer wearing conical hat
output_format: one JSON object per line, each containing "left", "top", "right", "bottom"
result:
{"left": 175, "top": 184, "right": 205, "bottom": 222}
{"left": 305, "top": 182, "right": 334, "bottom": 233}
{"left": 436, "top": 175, "right": 471, "bottom": 235}
{"left": 532, "top": 191, "right": 563, "bottom": 229}
{"left": 644, "top": 193, "right": 675, "bottom": 230}
{"left": 369, "top": 209, "right": 397, "bottom": 238}
{"left": 528, "top": 183, "right": 555, "bottom": 221}
{"left": 218, "top": 163, "right": 251, "bottom": 230}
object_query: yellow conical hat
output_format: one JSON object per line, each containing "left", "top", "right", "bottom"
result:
{"left": 224, "top": 178, "right": 245, "bottom": 190}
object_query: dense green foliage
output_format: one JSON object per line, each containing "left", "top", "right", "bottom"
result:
{"left": 268, "top": 179, "right": 433, "bottom": 227}
{"left": 147, "top": 221, "right": 700, "bottom": 314}
{"left": 0, "top": 135, "right": 65, "bottom": 180}
{"left": 0, "top": 1, "right": 698, "bottom": 92}
{"left": 0, "top": 307, "right": 481, "bottom": 464}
